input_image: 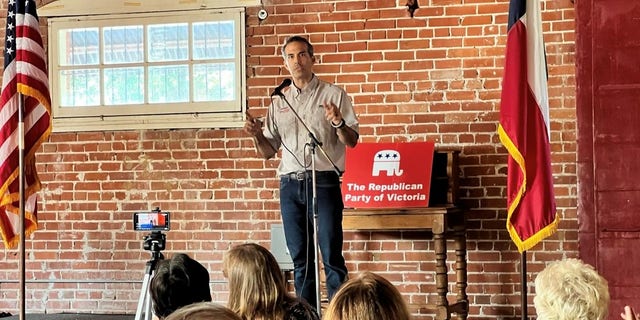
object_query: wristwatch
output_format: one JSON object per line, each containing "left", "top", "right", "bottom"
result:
{"left": 331, "top": 119, "right": 346, "bottom": 129}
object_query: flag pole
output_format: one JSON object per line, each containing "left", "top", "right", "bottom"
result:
{"left": 18, "top": 92, "right": 26, "bottom": 320}
{"left": 4, "top": 1, "right": 51, "bottom": 317}
{"left": 521, "top": 250, "right": 527, "bottom": 320}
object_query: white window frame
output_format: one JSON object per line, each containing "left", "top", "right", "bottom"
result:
{"left": 41, "top": 0, "right": 257, "bottom": 132}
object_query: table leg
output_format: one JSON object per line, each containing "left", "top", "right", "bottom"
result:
{"left": 453, "top": 227, "right": 468, "bottom": 319}
{"left": 434, "top": 230, "right": 450, "bottom": 320}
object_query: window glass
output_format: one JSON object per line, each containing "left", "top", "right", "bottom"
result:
{"left": 104, "top": 67, "right": 144, "bottom": 105}
{"left": 148, "top": 65, "right": 189, "bottom": 103}
{"left": 148, "top": 23, "right": 189, "bottom": 62}
{"left": 59, "top": 69, "right": 100, "bottom": 106}
{"left": 103, "top": 26, "right": 144, "bottom": 64}
{"left": 59, "top": 28, "right": 99, "bottom": 66}
{"left": 48, "top": 9, "right": 246, "bottom": 132}
{"left": 193, "top": 21, "right": 234, "bottom": 60}
{"left": 193, "top": 63, "right": 235, "bottom": 102}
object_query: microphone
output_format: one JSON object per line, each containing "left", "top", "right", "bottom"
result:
{"left": 270, "top": 78, "right": 292, "bottom": 97}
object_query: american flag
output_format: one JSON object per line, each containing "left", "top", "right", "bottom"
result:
{"left": 0, "top": 0, "right": 52, "bottom": 249}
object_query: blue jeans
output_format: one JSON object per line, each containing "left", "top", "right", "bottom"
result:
{"left": 279, "top": 171, "right": 348, "bottom": 309}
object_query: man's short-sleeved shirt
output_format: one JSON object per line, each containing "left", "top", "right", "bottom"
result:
{"left": 263, "top": 75, "right": 359, "bottom": 175}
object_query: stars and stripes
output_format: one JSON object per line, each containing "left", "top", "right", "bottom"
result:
{"left": 0, "top": 0, "right": 52, "bottom": 248}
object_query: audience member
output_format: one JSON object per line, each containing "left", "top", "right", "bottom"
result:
{"left": 621, "top": 305, "right": 639, "bottom": 320}
{"left": 150, "top": 253, "right": 212, "bottom": 319}
{"left": 323, "top": 271, "right": 412, "bottom": 320}
{"left": 164, "top": 302, "right": 242, "bottom": 320}
{"left": 223, "top": 243, "right": 319, "bottom": 320}
{"left": 534, "top": 258, "right": 609, "bottom": 320}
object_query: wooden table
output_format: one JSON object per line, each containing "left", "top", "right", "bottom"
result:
{"left": 343, "top": 206, "right": 468, "bottom": 320}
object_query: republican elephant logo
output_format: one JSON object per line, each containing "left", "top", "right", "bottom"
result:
{"left": 372, "top": 149, "right": 404, "bottom": 176}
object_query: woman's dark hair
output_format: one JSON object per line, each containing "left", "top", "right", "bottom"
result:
{"left": 150, "top": 253, "right": 212, "bottom": 319}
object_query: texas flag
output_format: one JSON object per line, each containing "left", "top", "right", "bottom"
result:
{"left": 498, "top": 0, "right": 559, "bottom": 253}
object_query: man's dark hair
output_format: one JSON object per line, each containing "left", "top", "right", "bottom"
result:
{"left": 281, "top": 35, "right": 314, "bottom": 58}
{"left": 150, "top": 253, "right": 212, "bottom": 319}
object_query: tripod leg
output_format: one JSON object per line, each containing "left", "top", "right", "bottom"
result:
{"left": 145, "top": 292, "right": 153, "bottom": 320}
{"left": 135, "top": 272, "right": 152, "bottom": 320}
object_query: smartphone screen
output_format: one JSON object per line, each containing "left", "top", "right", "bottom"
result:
{"left": 133, "top": 212, "right": 170, "bottom": 231}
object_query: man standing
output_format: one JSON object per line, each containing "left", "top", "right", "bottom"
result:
{"left": 244, "top": 35, "right": 359, "bottom": 310}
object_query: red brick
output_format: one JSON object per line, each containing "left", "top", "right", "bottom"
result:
{"left": 0, "top": 0, "right": 581, "bottom": 318}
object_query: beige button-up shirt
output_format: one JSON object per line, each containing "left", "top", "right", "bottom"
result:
{"left": 263, "top": 75, "right": 359, "bottom": 175}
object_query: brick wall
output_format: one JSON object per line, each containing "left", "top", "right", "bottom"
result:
{"left": 0, "top": 0, "right": 577, "bottom": 319}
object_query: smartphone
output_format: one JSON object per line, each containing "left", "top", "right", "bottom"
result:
{"left": 133, "top": 211, "right": 170, "bottom": 231}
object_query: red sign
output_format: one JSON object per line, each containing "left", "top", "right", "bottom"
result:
{"left": 342, "top": 142, "right": 435, "bottom": 208}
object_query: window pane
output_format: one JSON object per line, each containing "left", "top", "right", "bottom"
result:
{"left": 193, "top": 21, "right": 235, "bottom": 60}
{"left": 148, "top": 23, "right": 189, "bottom": 62}
{"left": 50, "top": 9, "right": 246, "bottom": 131}
{"left": 148, "top": 65, "right": 189, "bottom": 103}
{"left": 59, "top": 69, "right": 100, "bottom": 106}
{"left": 103, "top": 26, "right": 144, "bottom": 64}
{"left": 193, "top": 63, "right": 235, "bottom": 101}
{"left": 58, "top": 28, "right": 99, "bottom": 66}
{"left": 104, "top": 67, "right": 144, "bottom": 105}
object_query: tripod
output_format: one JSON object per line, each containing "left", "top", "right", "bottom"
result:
{"left": 134, "top": 231, "right": 166, "bottom": 320}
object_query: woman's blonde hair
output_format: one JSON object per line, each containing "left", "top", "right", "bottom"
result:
{"left": 222, "top": 243, "right": 292, "bottom": 320}
{"left": 164, "top": 302, "right": 241, "bottom": 320}
{"left": 534, "top": 258, "right": 610, "bottom": 320}
{"left": 323, "top": 271, "right": 412, "bottom": 320}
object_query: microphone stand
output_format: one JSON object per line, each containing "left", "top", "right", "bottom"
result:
{"left": 274, "top": 91, "right": 341, "bottom": 315}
